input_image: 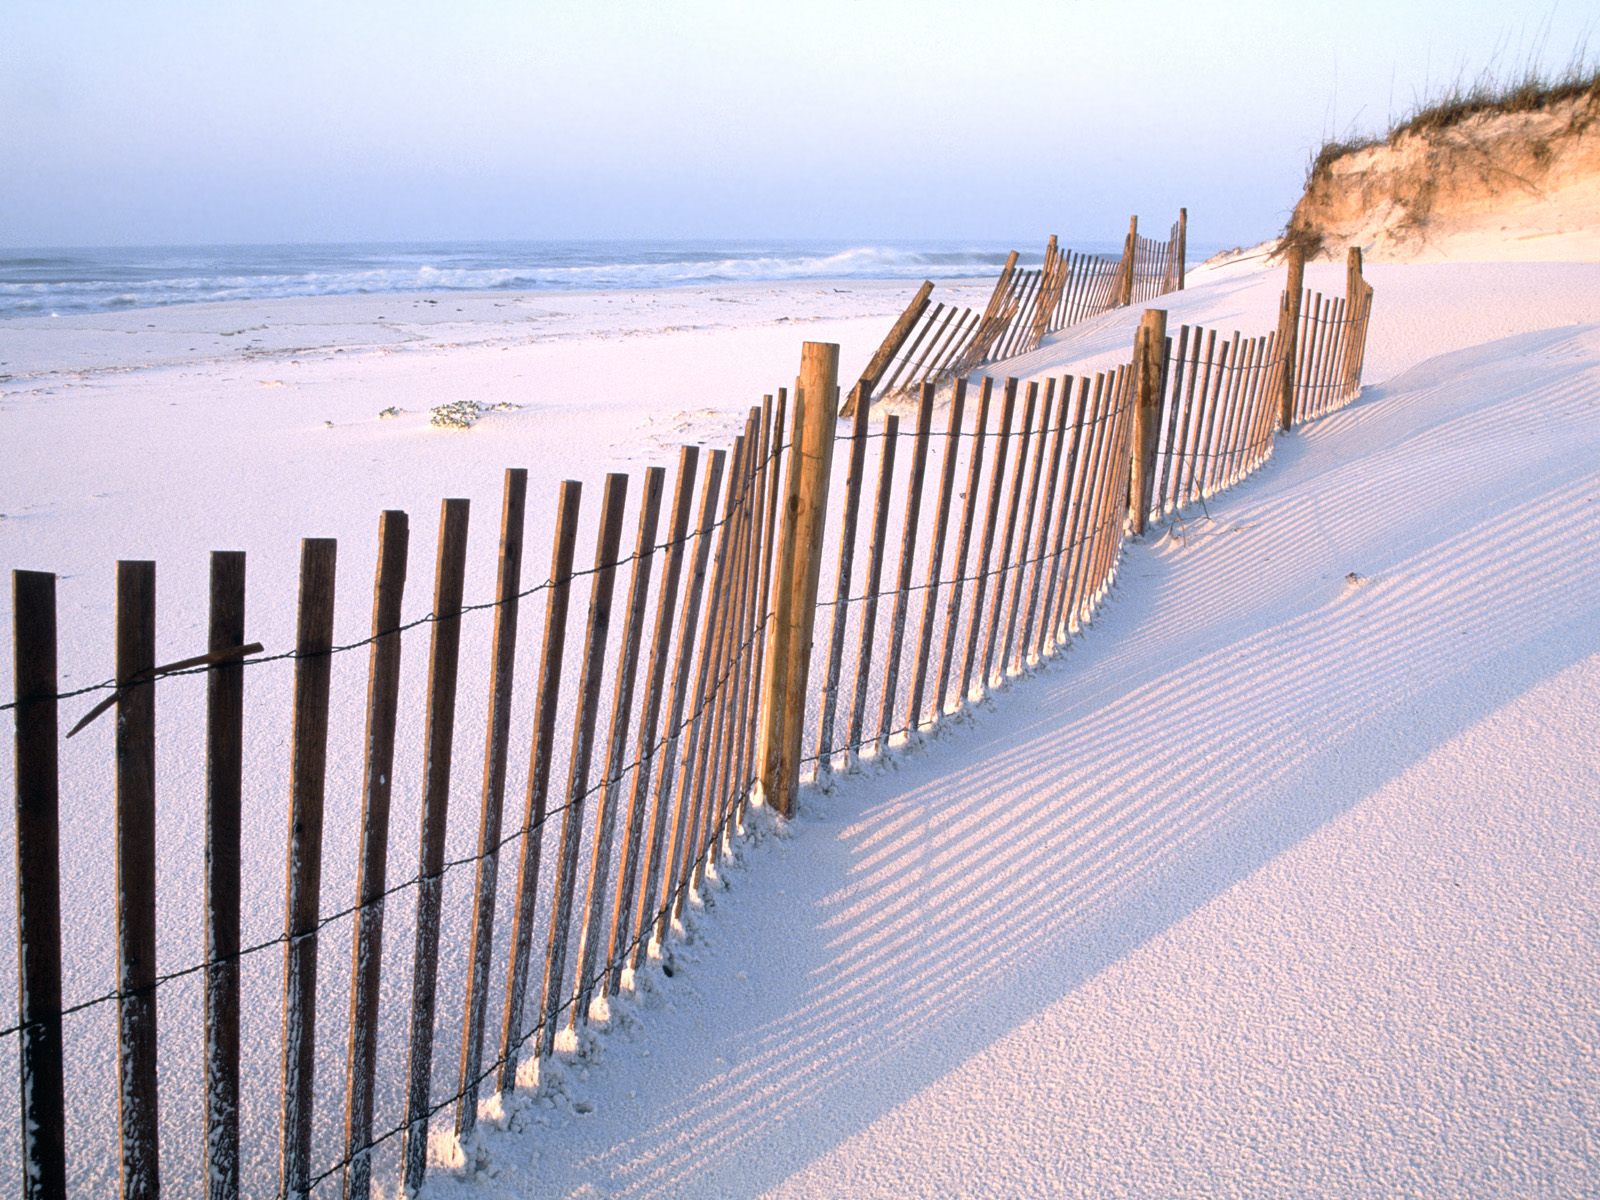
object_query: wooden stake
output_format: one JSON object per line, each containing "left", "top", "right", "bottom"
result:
{"left": 1019, "top": 377, "right": 1070, "bottom": 665}
{"left": 1002, "top": 380, "right": 1052, "bottom": 675}
{"left": 757, "top": 341, "right": 840, "bottom": 816}
{"left": 457, "top": 469, "right": 528, "bottom": 1140}
{"left": 493, "top": 482, "right": 576, "bottom": 1091}
{"left": 845, "top": 416, "right": 899, "bottom": 758}
{"left": 846, "top": 279, "right": 935, "bottom": 415}
{"left": 604, "top": 447, "right": 699, "bottom": 996}
{"left": 1117, "top": 216, "right": 1138, "bottom": 306}
{"left": 1278, "top": 244, "right": 1306, "bottom": 430}
{"left": 1037, "top": 377, "right": 1090, "bottom": 654}
{"left": 280, "top": 539, "right": 336, "bottom": 1200}
{"left": 960, "top": 378, "right": 1018, "bottom": 700}
{"left": 12, "top": 570, "right": 66, "bottom": 1200}
{"left": 626, "top": 451, "right": 725, "bottom": 973}
{"left": 343, "top": 512, "right": 410, "bottom": 1198}
{"left": 401, "top": 499, "right": 470, "bottom": 1189}
{"left": 906, "top": 378, "right": 968, "bottom": 729}
{"left": 814, "top": 383, "right": 874, "bottom": 777}
{"left": 875, "top": 383, "right": 936, "bottom": 750}
{"left": 1177, "top": 208, "right": 1188, "bottom": 290}
{"left": 668, "top": 437, "right": 747, "bottom": 923}
{"left": 931, "top": 378, "right": 989, "bottom": 719}
{"left": 982, "top": 379, "right": 1036, "bottom": 689}
{"left": 538, "top": 473, "right": 629, "bottom": 1058}
{"left": 572, "top": 467, "right": 665, "bottom": 1025}
{"left": 1128, "top": 308, "right": 1169, "bottom": 534}
{"left": 202, "top": 552, "right": 245, "bottom": 1200}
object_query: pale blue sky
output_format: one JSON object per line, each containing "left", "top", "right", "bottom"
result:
{"left": 2, "top": 0, "right": 1592, "bottom": 248}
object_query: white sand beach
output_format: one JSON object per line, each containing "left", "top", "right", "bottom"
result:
{"left": 3, "top": 248, "right": 1598, "bottom": 1195}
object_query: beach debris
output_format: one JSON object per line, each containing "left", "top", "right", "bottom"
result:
{"left": 430, "top": 399, "right": 483, "bottom": 429}
{"left": 378, "top": 406, "right": 403, "bottom": 419}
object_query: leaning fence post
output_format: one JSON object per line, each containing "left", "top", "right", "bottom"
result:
{"left": 1278, "top": 242, "right": 1306, "bottom": 430}
{"left": 1128, "top": 308, "right": 1169, "bottom": 535}
{"left": 12, "top": 570, "right": 67, "bottom": 1200}
{"left": 1117, "top": 215, "right": 1138, "bottom": 307}
{"left": 843, "top": 281, "right": 934, "bottom": 417}
{"left": 757, "top": 341, "right": 839, "bottom": 817}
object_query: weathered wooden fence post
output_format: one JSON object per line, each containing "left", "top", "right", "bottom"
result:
{"left": 757, "top": 341, "right": 839, "bottom": 817}
{"left": 1277, "top": 242, "right": 1306, "bottom": 430}
{"left": 280, "top": 539, "right": 336, "bottom": 1200}
{"left": 1116, "top": 215, "right": 1138, "bottom": 307}
{"left": 205, "top": 551, "right": 247, "bottom": 1200}
{"left": 1128, "top": 308, "right": 1169, "bottom": 535}
{"left": 1176, "top": 208, "right": 1188, "bottom": 291}
{"left": 12, "top": 570, "right": 67, "bottom": 1200}
{"left": 343, "top": 511, "right": 409, "bottom": 1200}
{"left": 116, "top": 559, "right": 161, "bottom": 1200}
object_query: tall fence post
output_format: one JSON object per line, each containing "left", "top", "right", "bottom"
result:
{"left": 1128, "top": 309, "right": 1168, "bottom": 535}
{"left": 1277, "top": 242, "right": 1306, "bottom": 431}
{"left": 1176, "top": 208, "right": 1188, "bottom": 291}
{"left": 757, "top": 341, "right": 839, "bottom": 817}
{"left": 12, "top": 570, "right": 67, "bottom": 1200}
{"left": 1116, "top": 215, "right": 1138, "bottom": 307}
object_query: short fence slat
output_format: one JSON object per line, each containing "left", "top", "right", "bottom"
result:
{"left": 693, "top": 420, "right": 757, "bottom": 883}
{"left": 875, "top": 384, "right": 936, "bottom": 751}
{"left": 844, "top": 415, "right": 900, "bottom": 759}
{"left": 1002, "top": 380, "right": 1052, "bottom": 675}
{"left": 280, "top": 538, "right": 337, "bottom": 1200}
{"left": 814, "top": 385, "right": 872, "bottom": 778}
{"left": 931, "top": 378, "right": 989, "bottom": 720}
{"left": 960, "top": 379, "right": 1018, "bottom": 701}
{"left": 628, "top": 450, "right": 726, "bottom": 973}
{"left": 203, "top": 552, "right": 245, "bottom": 1200}
{"left": 1059, "top": 373, "right": 1113, "bottom": 637}
{"left": 13, "top": 570, "right": 67, "bottom": 1200}
{"left": 1179, "top": 330, "right": 1217, "bottom": 505}
{"left": 604, "top": 447, "right": 699, "bottom": 996}
{"left": 1201, "top": 336, "right": 1237, "bottom": 497}
{"left": 1038, "top": 377, "right": 1091, "bottom": 655}
{"left": 401, "top": 498, "right": 471, "bottom": 1191}
{"left": 538, "top": 472, "right": 630, "bottom": 1058}
{"left": 1020, "top": 377, "right": 1071, "bottom": 665}
{"left": 115, "top": 560, "right": 161, "bottom": 1200}
{"left": 1154, "top": 327, "right": 1190, "bottom": 512}
{"left": 497, "top": 481, "right": 578, "bottom": 1091}
{"left": 1213, "top": 337, "right": 1251, "bottom": 489}
{"left": 981, "top": 379, "right": 1037, "bottom": 690}
{"left": 906, "top": 378, "right": 968, "bottom": 731}
{"left": 343, "top": 511, "right": 410, "bottom": 1199}
{"left": 456, "top": 469, "right": 528, "bottom": 1141}
{"left": 572, "top": 466, "right": 665, "bottom": 1027}
{"left": 669, "top": 435, "right": 747, "bottom": 922}
{"left": 726, "top": 406, "right": 771, "bottom": 833}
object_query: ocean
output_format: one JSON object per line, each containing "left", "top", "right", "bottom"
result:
{"left": 0, "top": 239, "right": 1097, "bottom": 319}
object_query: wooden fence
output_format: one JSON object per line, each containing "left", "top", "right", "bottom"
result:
{"left": 855, "top": 211, "right": 1187, "bottom": 412}
{"left": 3, "top": 233, "right": 1375, "bottom": 1200}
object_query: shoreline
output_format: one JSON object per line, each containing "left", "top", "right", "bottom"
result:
{"left": 0, "top": 274, "right": 997, "bottom": 384}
